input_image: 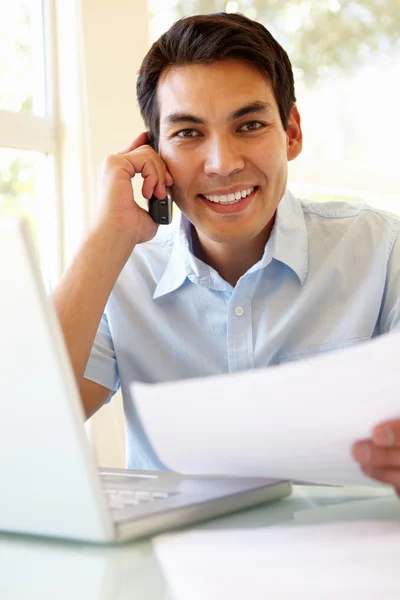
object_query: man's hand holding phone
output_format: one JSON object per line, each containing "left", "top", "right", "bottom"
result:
{"left": 96, "top": 132, "right": 173, "bottom": 246}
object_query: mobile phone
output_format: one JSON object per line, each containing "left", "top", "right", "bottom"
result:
{"left": 148, "top": 194, "right": 173, "bottom": 225}
{"left": 147, "top": 133, "right": 173, "bottom": 225}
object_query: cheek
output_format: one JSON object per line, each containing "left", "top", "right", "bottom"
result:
{"left": 159, "top": 145, "right": 175, "bottom": 170}
{"left": 258, "top": 151, "right": 287, "bottom": 186}
{"left": 259, "top": 140, "right": 286, "bottom": 166}
{"left": 160, "top": 146, "right": 185, "bottom": 180}
{"left": 161, "top": 147, "right": 196, "bottom": 199}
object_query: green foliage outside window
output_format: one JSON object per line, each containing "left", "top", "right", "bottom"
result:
{"left": 173, "top": 1, "right": 400, "bottom": 83}
{"left": 1, "top": 1, "right": 399, "bottom": 221}
{"left": 0, "top": 150, "right": 38, "bottom": 242}
{"left": 0, "top": 2, "right": 40, "bottom": 232}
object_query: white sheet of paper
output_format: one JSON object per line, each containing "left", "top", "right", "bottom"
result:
{"left": 153, "top": 519, "right": 400, "bottom": 600}
{"left": 132, "top": 331, "right": 400, "bottom": 485}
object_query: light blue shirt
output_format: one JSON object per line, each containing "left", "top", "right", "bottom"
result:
{"left": 84, "top": 189, "right": 400, "bottom": 469}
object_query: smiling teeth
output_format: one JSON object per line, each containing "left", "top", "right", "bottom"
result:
{"left": 203, "top": 187, "right": 255, "bottom": 204}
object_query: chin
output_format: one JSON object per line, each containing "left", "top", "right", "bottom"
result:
{"left": 197, "top": 222, "right": 261, "bottom": 245}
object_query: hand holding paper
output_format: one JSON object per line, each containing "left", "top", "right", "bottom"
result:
{"left": 132, "top": 331, "right": 400, "bottom": 487}
{"left": 352, "top": 418, "right": 400, "bottom": 494}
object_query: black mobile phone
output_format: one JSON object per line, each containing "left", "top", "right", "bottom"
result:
{"left": 148, "top": 194, "right": 173, "bottom": 225}
{"left": 147, "top": 133, "right": 173, "bottom": 225}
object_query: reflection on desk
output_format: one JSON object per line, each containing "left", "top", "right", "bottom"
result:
{"left": 0, "top": 485, "right": 397, "bottom": 600}
{"left": 0, "top": 534, "right": 164, "bottom": 600}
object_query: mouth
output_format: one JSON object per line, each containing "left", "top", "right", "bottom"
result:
{"left": 198, "top": 186, "right": 258, "bottom": 214}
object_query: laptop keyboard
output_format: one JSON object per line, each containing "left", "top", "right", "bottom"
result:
{"left": 104, "top": 488, "right": 174, "bottom": 510}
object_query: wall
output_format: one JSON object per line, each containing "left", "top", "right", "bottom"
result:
{"left": 57, "top": 0, "right": 150, "bottom": 467}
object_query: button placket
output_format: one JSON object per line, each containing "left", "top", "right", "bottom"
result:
{"left": 234, "top": 306, "right": 244, "bottom": 317}
{"left": 227, "top": 279, "right": 256, "bottom": 372}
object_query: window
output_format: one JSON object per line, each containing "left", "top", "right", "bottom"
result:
{"left": 149, "top": 0, "right": 400, "bottom": 213}
{"left": 0, "top": 1, "right": 60, "bottom": 288}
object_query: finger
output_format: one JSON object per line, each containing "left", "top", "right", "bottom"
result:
{"left": 154, "top": 169, "right": 174, "bottom": 197}
{"left": 151, "top": 159, "right": 173, "bottom": 198}
{"left": 352, "top": 440, "right": 400, "bottom": 468}
{"left": 117, "top": 150, "right": 167, "bottom": 200}
{"left": 155, "top": 165, "right": 174, "bottom": 195}
{"left": 372, "top": 419, "right": 400, "bottom": 448}
{"left": 360, "top": 465, "right": 400, "bottom": 488}
{"left": 115, "top": 139, "right": 172, "bottom": 199}
{"left": 117, "top": 132, "right": 149, "bottom": 155}
{"left": 165, "top": 170, "right": 174, "bottom": 186}
{"left": 140, "top": 156, "right": 168, "bottom": 200}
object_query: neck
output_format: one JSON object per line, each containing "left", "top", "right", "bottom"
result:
{"left": 191, "top": 218, "right": 275, "bottom": 287}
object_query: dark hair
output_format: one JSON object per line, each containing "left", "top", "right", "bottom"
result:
{"left": 137, "top": 13, "right": 296, "bottom": 149}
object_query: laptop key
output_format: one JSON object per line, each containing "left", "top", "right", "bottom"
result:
{"left": 105, "top": 489, "right": 176, "bottom": 510}
{"left": 133, "top": 491, "right": 155, "bottom": 500}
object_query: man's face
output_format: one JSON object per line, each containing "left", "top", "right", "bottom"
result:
{"left": 157, "top": 60, "right": 302, "bottom": 246}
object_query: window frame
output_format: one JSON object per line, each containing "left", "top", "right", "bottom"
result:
{"left": 0, "top": 0, "right": 63, "bottom": 286}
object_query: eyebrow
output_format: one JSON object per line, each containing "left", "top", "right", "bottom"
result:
{"left": 163, "top": 101, "right": 275, "bottom": 127}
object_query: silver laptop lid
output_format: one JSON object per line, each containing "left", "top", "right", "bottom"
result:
{"left": 0, "top": 217, "right": 113, "bottom": 542}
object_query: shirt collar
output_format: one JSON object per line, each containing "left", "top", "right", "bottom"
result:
{"left": 153, "top": 213, "right": 188, "bottom": 299}
{"left": 268, "top": 188, "right": 308, "bottom": 285}
{"left": 153, "top": 188, "right": 308, "bottom": 299}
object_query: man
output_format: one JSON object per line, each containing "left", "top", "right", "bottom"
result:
{"left": 53, "top": 13, "right": 400, "bottom": 491}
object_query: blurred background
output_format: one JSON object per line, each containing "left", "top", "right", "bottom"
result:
{"left": 1, "top": 0, "right": 399, "bottom": 465}
{"left": 1, "top": 0, "right": 400, "bottom": 287}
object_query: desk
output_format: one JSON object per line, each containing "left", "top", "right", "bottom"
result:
{"left": 0, "top": 485, "right": 398, "bottom": 599}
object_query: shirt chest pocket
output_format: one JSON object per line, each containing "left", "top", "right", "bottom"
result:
{"left": 275, "top": 337, "right": 370, "bottom": 365}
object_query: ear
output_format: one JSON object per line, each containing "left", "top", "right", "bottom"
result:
{"left": 286, "top": 105, "right": 302, "bottom": 161}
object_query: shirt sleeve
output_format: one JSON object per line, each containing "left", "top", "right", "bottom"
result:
{"left": 84, "top": 311, "right": 120, "bottom": 397}
{"left": 379, "top": 225, "right": 400, "bottom": 333}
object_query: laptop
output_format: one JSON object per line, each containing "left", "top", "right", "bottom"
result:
{"left": 0, "top": 217, "right": 291, "bottom": 544}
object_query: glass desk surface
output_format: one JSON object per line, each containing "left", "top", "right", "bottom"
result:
{"left": 0, "top": 484, "right": 398, "bottom": 599}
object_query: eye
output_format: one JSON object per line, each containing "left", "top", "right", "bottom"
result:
{"left": 238, "top": 121, "right": 265, "bottom": 132}
{"left": 175, "top": 129, "right": 201, "bottom": 138}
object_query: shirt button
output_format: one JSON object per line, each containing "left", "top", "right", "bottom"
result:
{"left": 234, "top": 306, "right": 244, "bottom": 317}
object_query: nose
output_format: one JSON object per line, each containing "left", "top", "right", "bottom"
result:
{"left": 203, "top": 135, "right": 245, "bottom": 177}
